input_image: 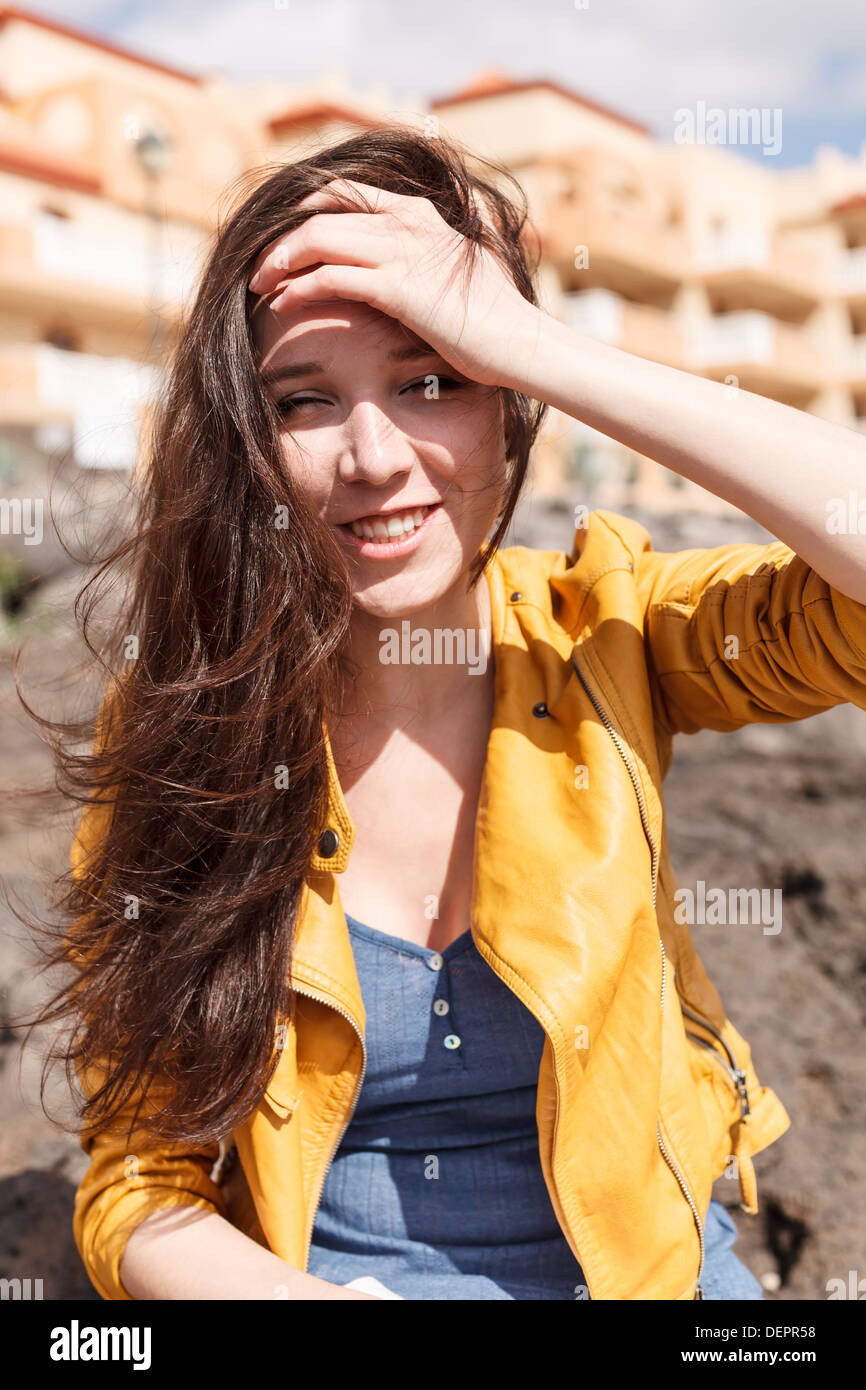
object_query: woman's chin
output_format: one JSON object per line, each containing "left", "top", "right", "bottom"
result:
{"left": 351, "top": 584, "right": 450, "bottom": 623}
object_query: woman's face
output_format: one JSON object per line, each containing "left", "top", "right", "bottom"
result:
{"left": 253, "top": 294, "right": 507, "bottom": 620}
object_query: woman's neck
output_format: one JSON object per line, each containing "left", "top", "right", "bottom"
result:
{"left": 332, "top": 568, "right": 494, "bottom": 734}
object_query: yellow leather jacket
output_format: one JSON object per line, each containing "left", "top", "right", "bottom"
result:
{"left": 72, "top": 507, "right": 866, "bottom": 1300}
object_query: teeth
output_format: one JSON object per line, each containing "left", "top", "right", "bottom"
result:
{"left": 350, "top": 505, "right": 430, "bottom": 542}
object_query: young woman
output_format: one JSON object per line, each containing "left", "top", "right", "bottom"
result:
{"left": 42, "top": 127, "right": 866, "bottom": 1300}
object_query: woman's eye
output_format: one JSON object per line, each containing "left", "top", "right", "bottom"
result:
{"left": 275, "top": 395, "right": 325, "bottom": 416}
{"left": 402, "top": 376, "right": 464, "bottom": 395}
{"left": 274, "top": 377, "right": 465, "bottom": 416}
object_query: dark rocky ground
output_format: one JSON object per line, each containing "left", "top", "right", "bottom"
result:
{"left": 1, "top": 486, "right": 863, "bottom": 1301}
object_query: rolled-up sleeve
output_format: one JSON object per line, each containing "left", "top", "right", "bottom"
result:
{"left": 635, "top": 538, "right": 866, "bottom": 735}
{"left": 68, "top": 674, "right": 227, "bottom": 1300}
{"left": 74, "top": 1096, "right": 226, "bottom": 1301}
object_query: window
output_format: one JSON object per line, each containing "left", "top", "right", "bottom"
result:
{"left": 42, "top": 327, "right": 80, "bottom": 352}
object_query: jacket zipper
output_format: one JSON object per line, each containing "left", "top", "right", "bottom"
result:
{"left": 681, "top": 1005, "right": 751, "bottom": 1126}
{"left": 571, "top": 646, "right": 707, "bottom": 1298}
{"left": 289, "top": 978, "right": 368, "bottom": 1271}
{"left": 471, "top": 933, "right": 591, "bottom": 1294}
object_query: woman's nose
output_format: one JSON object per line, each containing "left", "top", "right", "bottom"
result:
{"left": 337, "top": 402, "right": 415, "bottom": 484}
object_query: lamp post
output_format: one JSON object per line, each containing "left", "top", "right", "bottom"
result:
{"left": 132, "top": 123, "right": 173, "bottom": 366}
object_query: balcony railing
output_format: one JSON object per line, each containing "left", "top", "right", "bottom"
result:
{"left": 561, "top": 288, "right": 624, "bottom": 340}
{"left": 0, "top": 343, "right": 158, "bottom": 468}
{"left": 688, "top": 310, "right": 774, "bottom": 361}
{"left": 32, "top": 210, "right": 195, "bottom": 301}
{"left": 848, "top": 336, "right": 866, "bottom": 378}
{"left": 685, "top": 311, "right": 825, "bottom": 386}
{"left": 694, "top": 227, "right": 771, "bottom": 271}
{"left": 694, "top": 228, "right": 826, "bottom": 305}
{"left": 839, "top": 247, "right": 866, "bottom": 295}
{"left": 560, "top": 289, "right": 683, "bottom": 366}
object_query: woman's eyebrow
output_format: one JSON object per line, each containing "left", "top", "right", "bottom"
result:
{"left": 260, "top": 361, "right": 324, "bottom": 386}
{"left": 260, "top": 343, "right": 440, "bottom": 388}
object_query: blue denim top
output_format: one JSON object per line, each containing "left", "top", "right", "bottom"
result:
{"left": 305, "top": 913, "right": 588, "bottom": 1299}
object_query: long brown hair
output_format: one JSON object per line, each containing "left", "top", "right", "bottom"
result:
{"left": 12, "top": 124, "right": 548, "bottom": 1146}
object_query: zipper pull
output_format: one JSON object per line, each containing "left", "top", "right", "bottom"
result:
{"left": 733, "top": 1118, "right": 759, "bottom": 1214}
{"left": 695, "top": 1283, "right": 706, "bottom": 1300}
{"left": 734, "top": 1068, "right": 751, "bottom": 1120}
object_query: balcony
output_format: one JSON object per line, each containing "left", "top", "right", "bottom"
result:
{"left": 695, "top": 228, "right": 826, "bottom": 319}
{"left": 839, "top": 247, "right": 866, "bottom": 308}
{"left": 0, "top": 343, "right": 158, "bottom": 468}
{"left": 561, "top": 289, "right": 685, "bottom": 367}
{"left": 0, "top": 213, "right": 194, "bottom": 336}
{"left": 847, "top": 335, "right": 866, "bottom": 389}
{"left": 685, "top": 311, "right": 827, "bottom": 402}
{"left": 529, "top": 150, "right": 687, "bottom": 301}
{"left": 544, "top": 205, "right": 686, "bottom": 300}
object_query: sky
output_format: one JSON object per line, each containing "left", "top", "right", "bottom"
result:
{"left": 19, "top": 0, "right": 866, "bottom": 169}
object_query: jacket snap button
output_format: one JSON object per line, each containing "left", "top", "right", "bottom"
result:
{"left": 317, "top": 828, "right": 339, "bottom": 858}
{"left": 444, "top": 1034, "right": 461, "bottom": 1049}
{"left": 510, "top": 591, "right": 522, "bottom": 601}
{"left": 532, "top": 701, "right": 549, "bottom": 718}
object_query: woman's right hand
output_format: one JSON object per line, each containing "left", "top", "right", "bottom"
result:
{"left": 343, "top": 1275, "right": 405, "bottom": 1300}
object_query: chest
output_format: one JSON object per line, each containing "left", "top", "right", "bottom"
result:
{"left": 331, "top": 723, "right": 490, "bottom": 953}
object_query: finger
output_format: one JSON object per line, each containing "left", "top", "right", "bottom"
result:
{"left": 249, "top": 215, "right": 388, "bottom": 293}
{"left": 249, "top": 181, "right": 420, "bottom": 289}
{"left": 267, "top": 263, "right": 383, "bottom": 314}
{"left": 292, "top": 178, "right": 411, "bottom": 218}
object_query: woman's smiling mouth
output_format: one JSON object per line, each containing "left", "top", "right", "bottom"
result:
{"left": 337, "top": 502, "right": 442, "bottom": 556}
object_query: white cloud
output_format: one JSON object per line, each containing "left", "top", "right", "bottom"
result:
{"left": 21, "top": 0, "right": 866, "bottom": 152}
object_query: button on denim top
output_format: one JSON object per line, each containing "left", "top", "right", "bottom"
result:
{"left": 305, "top": 914, "right": 588, "bottom": 1299}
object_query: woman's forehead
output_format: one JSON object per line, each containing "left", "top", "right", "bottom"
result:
{"left": 254, "top": 299, "right": 429, "bottom": 367}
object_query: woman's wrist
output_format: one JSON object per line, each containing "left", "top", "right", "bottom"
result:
{"left": 485, "top": 301, "right": 562, "bottom": 398}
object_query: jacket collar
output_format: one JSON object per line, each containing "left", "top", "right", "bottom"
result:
{"left": 304, "top": 508, "right": 645, "bottom": 875}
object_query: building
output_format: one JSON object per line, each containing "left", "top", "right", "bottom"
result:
{"left": 1, "top": 4, "right": 865, "bottom": 529}
{"left": 429, "top": 72, "right": 866, "bottom": 508}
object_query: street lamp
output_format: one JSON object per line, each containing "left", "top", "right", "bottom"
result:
{"left": 132, "top": 123, "right": 173, "bottom": 366}
{"left": 133, "top": 124, "right": 173, "bottom": 179}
